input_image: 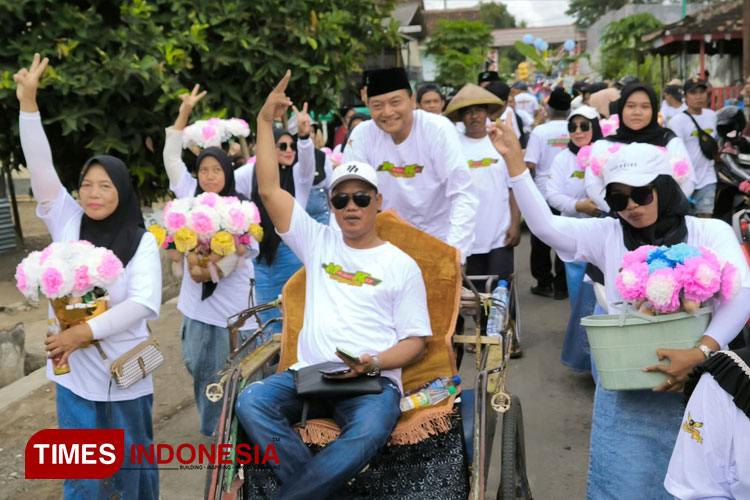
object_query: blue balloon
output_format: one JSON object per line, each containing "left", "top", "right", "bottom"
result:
{"left": 522, "top": 34, "right": 534, "bottom": 45}
{"left": 540, "top": 41, "right": 549, "bottom": 51}
{"left": 533, "top": 38, "right": 544, "bottom": 50}
{"left": 564, "top": 40, "right": 576, "bottom": 51}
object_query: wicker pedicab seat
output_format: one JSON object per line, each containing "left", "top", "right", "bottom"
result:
{"left": 242, "top": 210, "right": 470, "bottom": 499}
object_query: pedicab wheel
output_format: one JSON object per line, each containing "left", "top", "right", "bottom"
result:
{"left": 497, "top": 395, "right": 532, "bottom": 500}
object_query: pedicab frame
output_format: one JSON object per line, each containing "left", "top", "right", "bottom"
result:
{"left": 204, "top": 211, "right": 532, "bottom": 500}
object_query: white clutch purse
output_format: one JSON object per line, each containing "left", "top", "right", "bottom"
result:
{"left": 95, "top": 337, "right": 164, "bottom": 390}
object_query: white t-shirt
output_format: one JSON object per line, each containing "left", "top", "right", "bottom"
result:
{"left": 280, "top": 201, "right": 432, "bottom": 393}
{"left": 38, "top": 190, "right": 161, "bottom": 402}
{"left": 343, "top": 110, "right": 478, "bottom": 261}
{"left": 515, "top": 109, "right": 534, "bottom": 134}
{"left": 500, "top": 107, "right": 522, "bottom": 139}
{"left": 170, "top": 174, "right": 259, "bottom": 330}
{"left": 523, "top": 120, "right": 570, "bottom": 198}
{"left": 234, "top": 137, "right": 317, "bottom": 206}
{"left": 585, "top": 137, "right": 696, "bottom": 211}
{"left": 546, "top": 148, "right": 590, "bottom": 218}
{"left": 665, "top": 370, "right": 750, "bottom": 499}
{"left": 458, "top": 133, "right": 512, "bottom": 254}
{"left": 669, "top": 109, "right": 718, "bottom": 189}
{"left": 514, "top": 92, "right": 539, "bottom": 117}
{"left": 660, "top": 101, "right": 687, "bottom": 128}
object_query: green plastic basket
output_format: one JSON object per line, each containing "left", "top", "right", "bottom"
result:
{"left": 581, "top": 306, "right": 712, "bottom": 391}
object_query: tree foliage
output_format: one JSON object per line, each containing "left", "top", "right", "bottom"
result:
{"left": 479, "top": 2, "right": 516, "bottom": 30}
{"left": 0, "top": 0, "right": 398, "bottom": 202}
{"left": 566, "top": 0, "right": 673, "bottom": 29}
{"left": 599, "top": 13, "right": 663, "bottom": 81}
{"left": 425, "top": 19, "right": 492, "bottom": 90}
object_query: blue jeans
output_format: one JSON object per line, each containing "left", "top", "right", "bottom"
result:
{"left": 691, "top": 182, "right": 716, "bottom": 216}
{"left": 56, "top": 384, "right": 158, "bottom": 500}
{"left": 561, "top": 262, "right": 593, "bottom": 373}
{"left": 306, "top": 186, "right": 330, "bottom": 225}
{"left": 235, "top": 370, "right": 401, "bottom": 500}
{"left": 181, "top": 317, "right": 255, "bottom": 436}
{"left": 254, "top": 243, "right": 303, "bottom": 335}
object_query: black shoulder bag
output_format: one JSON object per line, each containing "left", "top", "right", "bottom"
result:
{"left": 683, "top": 110, "right": 718, "bottom": 160}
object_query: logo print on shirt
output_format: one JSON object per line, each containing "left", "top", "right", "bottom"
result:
{"left": 322, "top": 263, "right": 382, "bottom": 287}
{"left": 377, "top": 161, "right": 424, "bottom": 178}
{"left": 467, "top": 158, "right": 498, "bottom": 169}
{"left": 690, "top": 129, "right": 714, "bottom": 137}
{"left": 547, "top": 136, "right": 570, "bottom": 147}
{"left": 681, "top": 412, "right": 703, "bottom": 444}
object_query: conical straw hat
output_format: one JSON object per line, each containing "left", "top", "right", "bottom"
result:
{"left": 444, "top": 83, "right": 504, "bottom": 122}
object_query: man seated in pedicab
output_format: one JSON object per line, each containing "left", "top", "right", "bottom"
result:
{"left": 234, "top": 72, "right": 432, "bottom": 500}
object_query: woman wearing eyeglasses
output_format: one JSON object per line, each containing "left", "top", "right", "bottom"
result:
{"left": 162, "top": 85, "right": 262, "bottom": 437}
{"left": 585, "top": 83, "right": 696, "bottom": 212}
{"left": 488, "top": 116, "right": 750, "bottom": 499}
{"left": 546, "top": 106, "right": 603, "bottom": 374}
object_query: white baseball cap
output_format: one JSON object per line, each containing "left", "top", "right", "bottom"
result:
{"left": 603, "top": 143, "right": 673, "bottom": 187}
{"left": 569, "top": 105, "right": 599, "bottom": 121}
{"left": 330, "top": 161, "right": 379, "bottom": 192}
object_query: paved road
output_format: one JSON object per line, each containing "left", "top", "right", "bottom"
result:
{"left": 484, "top": 234, "right": 595, "bottom": 499}
{"left": 154, "top": 233, "right": 595, "bottom": 499}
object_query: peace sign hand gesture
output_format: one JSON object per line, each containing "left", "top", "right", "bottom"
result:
{"left": 14, "top": 53, "right": 49, "bottom": 111}
{"left": 179, "top": 84, "right": 207, "bottom": 115}
{"left": 259, "top": 70, "right": 293, "bottom": 124}
{"left": 292, "top": 102, "right": 312, "bottom": 138}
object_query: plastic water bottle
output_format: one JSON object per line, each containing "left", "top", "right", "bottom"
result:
{"left": 486, "top": 280, "right": 510, "bottom": 337}
{"left": 399, "top": 384, "right": 457, "bottom": 412}
{"left": 47, "top": 319, "right": 70, "bottom": 375}
{"left": 403, "top": 375, "right": 461, "bottom": 397}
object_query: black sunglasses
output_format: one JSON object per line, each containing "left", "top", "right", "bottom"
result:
{"left": 277, "top": 142, "right": 297, "bottom": 152}
{"left": 567, "top": 121, "right": 591, "bottom": 133}
{"left": 331, "top": 192, "right": 372, "bottom": 210}
{"left": 605, "top": 186, "right": 655, "bottom": 212}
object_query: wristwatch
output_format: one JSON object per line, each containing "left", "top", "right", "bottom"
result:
{"left": 696, "top": 343, "right": 715, "bottom": 360}
{"left": 367, "top": 356, "right": 380, "bottom": 377}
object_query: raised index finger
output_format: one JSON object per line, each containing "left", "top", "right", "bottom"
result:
{"left": 302, "top": 102, "right": 308, "bottom": 115}
{"left": 273, "top": 70, "right": 292, "bottom": 94}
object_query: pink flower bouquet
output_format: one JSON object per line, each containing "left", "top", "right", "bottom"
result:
{"left": 615, "top": 243, "right": 741, "bottom": 315}
{"left": 182, "top": 117, "right": 250, "bottom": 149}
{"left": 149, "top": 193, "right": 262, "bottom": 280}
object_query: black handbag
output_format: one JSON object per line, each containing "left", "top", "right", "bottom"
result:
{"left": 294, "top": 362, "right": 383, "bottom": 428}
{"left": 683, "top": 110, "right": 719, "bottom": 160}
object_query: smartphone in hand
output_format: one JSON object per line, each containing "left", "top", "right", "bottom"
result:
{"left": 319, "top": 363, "right": 351, "bottom": 376}
{"left": 335, "top": 347, "right": 360, "bottom": 364}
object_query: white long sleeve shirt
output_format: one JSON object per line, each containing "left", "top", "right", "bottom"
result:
{"left": 509, "top": 169, "right": 750, "bottom": 347}
{"left": 344, "top": 110, "right": 478, "bottom": 261}
{"left": 546, "top": 148, "right": 590, "bottom": 218}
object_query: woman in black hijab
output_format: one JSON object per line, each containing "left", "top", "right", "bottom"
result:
{"left": 487, "top": 121, "right": 750, "bottom": 500}
{"left": 586, "top": 82, "right": 696, "bottom": 211}
{"left": 17, "top": 53, "right": 161, "bottom": 499}
{"left": 163, "top": 84, "right": 260, "bottom": 437}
